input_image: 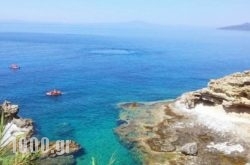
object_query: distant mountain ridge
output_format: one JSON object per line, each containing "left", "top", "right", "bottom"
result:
{"left": 219, "top": 23, "right": 250, "bottom": 31}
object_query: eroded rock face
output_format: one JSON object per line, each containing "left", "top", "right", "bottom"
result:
{"left": 116, "top": 70, "right": 250, "bottom": 165}
{"left": 0, "top": 101, "right": 34, "bottom": 147}
{"left": 1, "top": 100, "right": 19, "bottom": 118}
{"left": 180, "top": 71, "right": 250, "bottom": 113}
{"left": 0, "top": 101, "right": 82, "bottom": 164}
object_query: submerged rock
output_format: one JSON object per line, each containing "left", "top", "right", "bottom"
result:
{"left": 54, "top": 122, "right": 75, "bottom": 139}
{"left": 36, "top": 155, "right": 76, "bottom": 165}
{"left": 40, "top": 140, "right": 82, "bottom": 158}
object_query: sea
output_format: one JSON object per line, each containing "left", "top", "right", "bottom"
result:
{"left": 0, "top": 27, "right": 250, "bottom": 165}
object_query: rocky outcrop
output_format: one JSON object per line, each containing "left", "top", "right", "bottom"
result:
{"left": 116, "top": 70, "right": 250, "bottom": 165}
{"left": 116, "top": 102, "right": 250, "bottom": 165}
{"left": 0, "top": 100, "right": 82, "bottom": 164}
{"left": 180, "top": 71, "right": 250, "bottom": 113}
{"left": 0, "top": 101, "right": 34, "bottom": 147}
{"left": 40, "top": 140, "right": 81, "bottom": 158}
{"left": 2, "top": 101, "right": 19, "bottom": 118}
{"left": 181, "top": 142, "right": 198, "bottom": 156}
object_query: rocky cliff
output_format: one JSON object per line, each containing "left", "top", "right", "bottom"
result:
{"left": 0, "top": 101, "right": 33, "bottom": 147}
{"left": 180, "top": 71, "right": 250, "bottom": 112}
{"left": 116, "top": 70, "right": 250, "bottom": 165}
{"left": 0, "top": 101, "right": 82, "bottom": 165}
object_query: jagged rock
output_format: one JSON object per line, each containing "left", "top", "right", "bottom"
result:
{"left": 1, "top": 100, "right": 19, "bottom": 118}
{"left": 181, "top": 142, "right": 198, "bottom": 156}
{"left": 0, "top": 101, "right": 82, "bottom": 163}
{"left": 180, "top": 70, "right": 250, "bottom": 113}
{"left": 0, "top": 101, "right": 34, "bottom": 147}
{"left": 116, "top": 70, "right": 250, "bottom": 165}
{"left": 12, "top": 118, "right": 33, "bottom": 128}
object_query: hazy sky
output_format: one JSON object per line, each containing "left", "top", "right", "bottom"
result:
{"left": 0, "top": 0, "right": 250, "bottom": 26}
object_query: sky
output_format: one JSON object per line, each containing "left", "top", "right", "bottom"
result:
{"left": 0, "top": 0, "right": 250, "bottom": 27}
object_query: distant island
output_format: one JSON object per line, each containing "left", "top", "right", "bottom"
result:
{"left": 219, "top": 23, "right": 250, "bottom": 31}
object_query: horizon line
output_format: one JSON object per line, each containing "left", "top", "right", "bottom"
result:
{"left": 0, "top": 20, "right": 231, "bottom": 28}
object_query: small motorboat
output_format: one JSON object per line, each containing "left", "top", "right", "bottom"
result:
{"left": 46, "top": 89, "right": 62, "bottom": 96}
{"left": 9, "top": 64, "right": 21, "bottom": 70}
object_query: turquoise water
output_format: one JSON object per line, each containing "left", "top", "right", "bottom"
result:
{"left": 0, "top": 29, "right": 250, "bottom": 164}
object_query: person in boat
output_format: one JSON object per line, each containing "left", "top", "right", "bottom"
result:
{"left": 47, "top": 89, "right": 62, "bottom": 96}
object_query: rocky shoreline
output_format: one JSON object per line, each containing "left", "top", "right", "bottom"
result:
{"left": 0, "top": 101, "right": 34, "bottom": 147}
{"left": 115, "top": 71, "right": 250, "bottom": 165}
{"left": 0, "top": 101, "right": 82, "bottom": 165}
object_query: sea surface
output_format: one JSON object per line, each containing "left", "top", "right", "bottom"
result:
{"left": 0, "top": 28, "right": 250, "bottom": 165}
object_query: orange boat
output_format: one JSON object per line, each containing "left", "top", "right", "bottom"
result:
{"left": 46, "top": 89, "right": 62, "bottom": 96}
{"left": 9, "top": 64, "right": 21, "bottom": 70}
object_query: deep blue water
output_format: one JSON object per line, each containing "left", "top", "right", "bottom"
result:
{"left": 0, "top": 29, "right": 250, "bottom": 165}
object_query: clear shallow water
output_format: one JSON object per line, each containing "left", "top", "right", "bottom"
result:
{"left": 0, "top": 29, "right": 250, "bottom": 165}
